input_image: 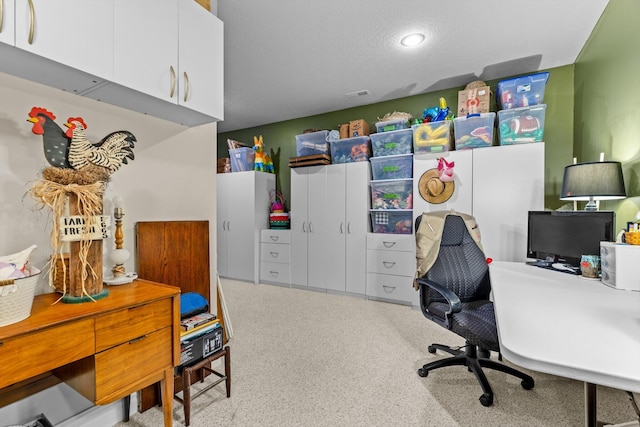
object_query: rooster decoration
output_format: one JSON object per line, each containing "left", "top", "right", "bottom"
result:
{"left": 27, "top": 107, "right": 136, "bottom": 179}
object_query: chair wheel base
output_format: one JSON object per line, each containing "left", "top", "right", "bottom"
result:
{"left": 427, "top": 345, "right": 437, "bottom": 354}
{"left": 417, "top": 368, "right": 429, "bottom": 377}
{"left": 479, "top": 393, "right": 493, "bottom": 407}
{"left": 521, "top": 379, "right": 535, "bottom": 390}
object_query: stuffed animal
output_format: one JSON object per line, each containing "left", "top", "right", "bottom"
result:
{"left": 437, "top": 157, "right": 455, "bottom": 182}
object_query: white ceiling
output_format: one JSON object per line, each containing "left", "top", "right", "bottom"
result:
{"left": 216, "top": 0, "right": 609, "bottom": 133}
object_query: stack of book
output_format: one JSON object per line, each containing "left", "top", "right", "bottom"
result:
{"left": 180, "top": 312, "right": 218, "bottom": 341}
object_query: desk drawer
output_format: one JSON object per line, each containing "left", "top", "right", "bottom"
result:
{"left": 0, "top": 319, "right": 95, "bottom": 389}
{"left": 95, "top": 299, "right": 172, "bottom": 352}
{"left": 260, "top": 262, "right": 291, "bottom": 284}
{"left": 260, "top": 243, "right": 291, "bottom": 264}
{"left": 95, "top": 326, "right": 172, "bottom": 401}
{"left": 367, "top": 273, "right": 416, "bottom": 304}
{"left": 367, "top": 249, "right": 415, "bottom": 275}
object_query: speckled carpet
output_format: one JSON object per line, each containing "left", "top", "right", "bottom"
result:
{"left": 115, "top": 279, "right": 639, "bottom": 427}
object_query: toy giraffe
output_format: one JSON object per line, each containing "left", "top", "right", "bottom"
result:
{"left": 253, "top": 135, "right": 265, "bottom": 171}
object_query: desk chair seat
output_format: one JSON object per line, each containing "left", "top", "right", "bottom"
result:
{"left": 415, "top": 213, "right": 534, "bottom": 407}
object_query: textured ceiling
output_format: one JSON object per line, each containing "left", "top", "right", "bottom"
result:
{"left": 216, "top": 0, "right": 609, "bottom": 133}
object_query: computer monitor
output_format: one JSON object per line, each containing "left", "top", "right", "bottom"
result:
{"left": 527, "top": 210, "right": 615, "bottom": 268}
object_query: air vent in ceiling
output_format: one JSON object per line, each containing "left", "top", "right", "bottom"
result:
{"left": 345, "top": 90, "right": 370, "bottom": 98}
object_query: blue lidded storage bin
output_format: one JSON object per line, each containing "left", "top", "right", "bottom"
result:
{"left": 497, "top": 72, "right": 549, "bottom": 110}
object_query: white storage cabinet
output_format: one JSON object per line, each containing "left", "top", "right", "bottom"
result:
{"left": 217, "top": 171, "right": 274, "bottom": 283}
{"left": 260, "top": 229, "right": 291, "bottom": 285}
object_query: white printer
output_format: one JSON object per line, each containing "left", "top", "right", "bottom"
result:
{"left": 600, "top": 242, "right": 640, "bottom": 291}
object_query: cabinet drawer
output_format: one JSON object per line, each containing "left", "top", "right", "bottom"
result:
{"left": 95, "top": 326, "right": 172, "bottom": 402}
{"left": 367, "top": 249, "right": 415, "bottom": 276}
{"left": 260, "top": 262, "right": 291, "bottom": 284}
{"left": 0, "top": 318, "right": 95, "bottom": 389}
{"left": 366, "top": 273, "right": 416, "bottom": 304}
{"left": 95, "top": 299, "right": 172, "bottom": 352}
{"left": 261, "top": 229, "right": 291, "bottom": 244}
{"left": 260, "top": 243, "right": 291, "bottom": 264}
{"left": 367, "top": 233, "right": 415, "bottom": 252}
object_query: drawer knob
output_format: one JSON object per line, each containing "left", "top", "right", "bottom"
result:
{"left": 382, "top": 261, "right": 396, "bottom": 269}
{"left": 269, "top": 251, "right": 280, "bottom": 258}
{"left": 382, "top": 285, "right": 396, "bottom": 293}
{"left": 269, "top": 271, "right": 279, "bottom": 278}
{"left": 269, "top": 236, "right": 279, "bottom": 241}
{"left": 383, "top": 241, "right": 396, "bottom": 248}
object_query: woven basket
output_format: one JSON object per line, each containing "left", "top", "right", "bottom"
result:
{"left": 625, "top": 232, "right": 640, "bottom": 245}
{"left": 0, "top": 266, "right": 41, "bottom": 327}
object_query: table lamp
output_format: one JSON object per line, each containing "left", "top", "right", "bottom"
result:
{"left": 105, "top": 196, "right": 137, "bottom": 285}
{"left": 560, "top": 161, "right": 626, "bottom": 211}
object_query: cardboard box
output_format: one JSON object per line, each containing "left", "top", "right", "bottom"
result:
{"left": 457, "top": 85, "right": 491, "bottom": 117}
{"left": 177, "top": 325, "right": 224, "bottom": 373}
{"left": 339, "top": 123, "right": 350, "bottom": 139}
{"left": 349, "top": 119, "right": 370, "bottom": 137}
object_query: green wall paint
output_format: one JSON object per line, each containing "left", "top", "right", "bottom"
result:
{"left": 574, "top": 0, "right": 640, "bottom": 229}
{"left": 219, "top": 66, "right": 575, "bottom": 211}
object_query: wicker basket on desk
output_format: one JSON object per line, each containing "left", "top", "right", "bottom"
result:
{"left": 625, "top": 232, "right": 640, "bottom": 245}
{"left": 0, "top": 266, "right": 41, "bottom": 327}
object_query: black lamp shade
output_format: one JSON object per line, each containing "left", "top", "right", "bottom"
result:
{"left": 560, "top": 161, "right": 626, "bottom": 201}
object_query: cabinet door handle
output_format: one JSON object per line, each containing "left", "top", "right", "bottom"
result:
{"left": 308, "top": 222, "right": 313, "bottom": 233}
{"left": 382, "top": 241, "right": 396, "bottom": 248}
{"left": 382, "top": 261, "right": 396, "bottom": 269}
{"left": 269, "top": 251, "right": 279, "bottom": 259}
{"left": 169, "top": 66, "right": 176, "bottom": 98}
{"left": 347, "top": 222, "right": 351, "bottom": 234}
{"left": 183, "top": 71, "right": 190, "bottom": 102}
{"left": 129, "top": 335, "right": 147, "bottom": 344}
{"left": 302, "top": 222, "right": 307, "bottom": 233}
{"left": 382, "top": 285, "right": 396, "bottom": 293}
{"left": 269, "top": 235, "right": 279, "bottom": 241}
{"left": 28, "top": 0, "right": 35, "bottom": 44}
{"left": 222, "top": 221, "right": 227, "bottom": 231}
{"left": 339, "top": 223, "right": 344, "bottom": 234}
{"left": 227, "top": 221, "right": 230, "bottom": 231}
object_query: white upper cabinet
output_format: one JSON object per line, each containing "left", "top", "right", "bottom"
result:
{"left": 112, "top": 0, "right": 223, "bottom": 121}
{"left": 14, "top": 0, "right": 113, "bottom": 81}
{"left": 0, "top": 0, "right": 15, "bottom": 45}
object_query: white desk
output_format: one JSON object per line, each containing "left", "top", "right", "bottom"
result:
{"left": 489, "top": 261, "right": 640, "bottom": 426}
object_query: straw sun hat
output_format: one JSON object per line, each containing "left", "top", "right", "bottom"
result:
{"left": 418, "top": 168, "right": 455, "bottom": 204}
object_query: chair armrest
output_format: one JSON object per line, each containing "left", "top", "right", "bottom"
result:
{"left": 416, "top": 277, "right": 462, "bottom": 329}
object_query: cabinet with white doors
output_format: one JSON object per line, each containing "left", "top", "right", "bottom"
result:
{"left": 366, "top": 233, "right": 418, "bottom": 306}
{"left": 324, "top": 162, "right": 370, "bottom": 294}
{"left": 290, "top": 163, "right": 370, "bottom": 292}
{"left": 259, "top": 229, "right": 291, "bottom": 286}
{"left": 0, "top": 0, "right": 113, "bottom": 94}
{"left": 0, "top": 0, "right": 222, "bottom": 126}
{"left": 217, "top": 171, "right": 274, "bottom": 283}
{"left": 89, "top": 0, "right": 224, "bottom": 123}
{"left": 412, "top": 143, "right": 544, "bottom": 263}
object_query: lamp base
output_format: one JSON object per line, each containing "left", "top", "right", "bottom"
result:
{"left": 584, "top": 199, "right": 598, "bottom": 211}
{"left": 104, "top": 272, "right": 138, "bottom": 285}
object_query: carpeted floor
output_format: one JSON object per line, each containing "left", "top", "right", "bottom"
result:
{"left": 115, "top": 279, "right": 639, "bottom": 427}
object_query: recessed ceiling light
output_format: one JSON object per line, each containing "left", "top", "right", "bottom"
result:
{"left": 401, "top": 33, "right": 425, "bottom": 47}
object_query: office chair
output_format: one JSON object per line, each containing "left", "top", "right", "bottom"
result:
{"left": 415, "top": 212, "right": 534, "bottom": 406}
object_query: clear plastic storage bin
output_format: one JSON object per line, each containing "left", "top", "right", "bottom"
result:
{"left": 295, "top": 130, "right": 330, "bottom": 156}
{"left": 497, "top": 72, "right": 549, "bottom": 110}
{"left": 229, "top": 147, "right": 255, "bottom": 172}
{"left": 412, "top": 121, "right": 453, "bottom": 154}
{"left": 375, "top": 118, "right": 409, "bottom": 133}
{"left": 370, "top": 178, "right": 413, "bottom": 209}
{"left": 370, "top": 210, "right": 413, "bottom": 234}
{"left": 370, "top": 128, "right": 413, "bottom": 157}
{"left": 453, "top": 113, "right": 496, "bottom": 150}
{"left": 370, "top": 154, "right": 413, "bottom": 180}
{"left": 497, "top": 105, "right": 547, "bottom": 145}
{"left": 330, "top": 136, "right": 371, "bottom": 163}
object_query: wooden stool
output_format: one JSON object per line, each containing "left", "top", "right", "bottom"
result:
{"left": 174, "top": 346, "right": 230, "bottom": 426}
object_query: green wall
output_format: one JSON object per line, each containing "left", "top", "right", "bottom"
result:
{"left": 219, "top": 66, "right": 575, "bottom": 211}
{"left": 574, "top": 0, "right": 640, "bottom": 230}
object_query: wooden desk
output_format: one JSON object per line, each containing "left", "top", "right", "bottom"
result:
{"left": 0, "top": 279, "right": 180, "bottom": 427}
{"left": 489, "top": 261, "right": 640, "bottom": 426}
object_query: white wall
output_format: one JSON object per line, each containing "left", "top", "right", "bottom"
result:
{"left": 0, "top": 71, "right": 218, "bottom": 424}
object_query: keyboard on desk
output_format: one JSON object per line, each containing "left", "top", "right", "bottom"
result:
{"left": 526, "top": 260, "right": 581, "bottom": 275}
